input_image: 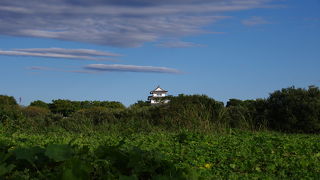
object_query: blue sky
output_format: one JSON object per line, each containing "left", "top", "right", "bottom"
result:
{"left": 0, "top": 0, "right": 319, "bottom": 106}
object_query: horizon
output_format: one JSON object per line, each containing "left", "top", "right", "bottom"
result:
{"left": 3, "top": 85, "right": 318, "bottom": 107}
{"left": 1, "top": 0, "right": 319, "bottom": 106}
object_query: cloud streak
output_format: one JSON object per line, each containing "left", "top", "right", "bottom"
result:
{"left": 28, "top": 64, "right": 182, "bottom": 74}
{"left": 15, "top": 48, "right": 121, "bottom": 57}
{"left": 85, "top": 64, "right": 181, "bottom": 74}
{"left": 0, "top": 0, "right": 277, "bottom": 47}
{"left": 0, "top": 48, "right": 120, "bottom": 61}
{"left": 28, "top": 66, "right": 100, "bottom": 74}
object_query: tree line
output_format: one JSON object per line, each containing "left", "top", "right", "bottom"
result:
{"left": 0, "top": 86, "right": 319, "bottom": 134}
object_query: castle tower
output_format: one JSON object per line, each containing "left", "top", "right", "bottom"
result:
{"left": 148, "top": 86, "right": 169, "bottom": 104}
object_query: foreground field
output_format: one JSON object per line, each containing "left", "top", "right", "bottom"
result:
{"left": 0, "top": 130, "right": 319, "bottom": 179}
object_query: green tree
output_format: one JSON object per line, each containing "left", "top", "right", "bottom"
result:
{"left": 73, "top": 107, "right": 121, "bottom": 125}
{"left": 161, "top": 94, "right": 225, "bottom": 130}
{"left": 49, "top": 100, "right": 77, "bottom": 117}
{"left": 0, "top": 95, "right": 22, "bottom": 123}
{"left": 0, "top": 95, "right": 17, "bottom": 106}
{"left": 129, "top": 100, "right": 150, "bottom": 109}
{"left": 30, "top": 100, "right": 49, "bottom": 109}
{"left": 226, "top": 99, "right": 268, "bottom": 131}
{"left": 22, "top": 106, "right": 50, "bottom": 118}
{"left": 267, "top": 86, "right": 320, "bottom": 133}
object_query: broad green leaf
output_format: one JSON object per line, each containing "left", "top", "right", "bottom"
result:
{"left": 45, "top": 144, "right": 73, "bottom": 162}
{"left": 13, "top": 146, "right": 43, "bottom": 162}
{"left": 0, "top": 163, "right": 15, "bottom": 176}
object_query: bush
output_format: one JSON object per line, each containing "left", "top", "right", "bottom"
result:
{"left": 30, "top": 100, "right": 49, "bottom": 109}
{"left": 226, "top": 99, "right": 268, "bottom": 131}
{"left": 72, "top": 107, "right": 123, "bottom": 125}
{"left": 0, "top": 95, "right": 22, "bottom": 124}
{"left": 22, "top": 106, "right": 50, "bottom": 118}
{"left": 267, "top": 86, "right": 320, "bottom": 133}
{"left": 129, "top": 100, "right": 150, "bottom": 109}
{"left": 49, "top": 99, "right": 77, "bottom": 117}
{"left": 48, "top": 100, "right": 126, "bottom": 117}
{"left": 157, "top": 94, "right": 226, "bottom": 131}
{"left": 0, "top": 95, "right": 18, "bottom": 106}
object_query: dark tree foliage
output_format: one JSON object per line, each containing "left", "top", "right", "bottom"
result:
{"left": 0, "top": 95, "right": 17, "bottom": 106}
{"left": 226, "top": 99, "right": 268, "bottom": 130}
{"left": 48, "top": 100, "right": 125, "bottom": 117}
{"left": 30, "top": 100, "right": 49, "bottom": 109}
{"left": 129, "top": 100, "right": 150, "bottom": 109}
{"left": 226, "top": 99, "right": 244, "bottom": 107}
{"left": 121, "top": 95, "right": 226, "bottom": 131}
{"left": 0, "top": 95, "right": 21, "bottom": 123}
{"left": 93, "top": 101, "right": 125, "bottom": 109}
{"left": 251, "top": 99, "right": 269, "bottom": 130}
{"left": 77, "top": 101, "right": 126, "bottom": 109}
{"left": 73, "top": 107, "right": 122, "bottom": 125}
{"left": 1, "top": 85, "right": 320, "bottom": 134}
{"left": 267, "top": 86, "right": 320, "bottom": 133}
{"left": 22, "top": 106, "right": 50, "bottom": 118}
{"left": 162, "top": 94, "right": 225, "bottom": 129}
{"left": 226, "top": 99, "right": 250, "bottom": 129}
{"left": 49, "top": 99, "right": 77, "bottom": 117}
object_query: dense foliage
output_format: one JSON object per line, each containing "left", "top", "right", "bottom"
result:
{"left": 0, "top": 131, "right": 319, "bottom": 179}
{"left": 1, "top": 86, "right": 320, "bottom": 133}
{"left": 1, "top": 86, "right": 320, "bottom": 179}
{"left": 0, "top": 95, "right": 22, "bottom": 125}
{"left": 267, "top": 86, "right": 320, "bottom": 133}
{"left": 48, "top": 100, "right": 125, "bottom": 117}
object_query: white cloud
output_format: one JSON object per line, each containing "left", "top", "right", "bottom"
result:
{"left": 0, "top": 0, "right": 277, "bottom": 47}
{"left": 27, "top": 64, "right": 182, "bottom": 74}
{"left": 0, "top": 48, "right": 120, "bottom": 61}
{"left": 14, "top": 48, "right": 121, "bottom": 57}
{"left": 28, "top": 66, "right": 100, "bottom": 74}
{"left": 85, "top": 64, "right": 181, "bottom": 74}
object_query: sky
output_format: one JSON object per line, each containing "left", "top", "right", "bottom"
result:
{"left": 0, "top": 0, "right": 319, "bottom": 106}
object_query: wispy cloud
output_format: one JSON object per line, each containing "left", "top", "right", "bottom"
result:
{"left": 157, "top": 41, "right": 204, "bottom": 48}
{"left": 28, "top": 64, "right": 182, "bottom": 74}
{"left": 85, "top": 64, "right": 181, "bottom": 74}
{"left": 27, "top": 66, "right": 99, "bottom": 74}
{"left": 0, "top": 0, "right": 278, "bottom": 47}
{"left": 0, "top": 48, "right": 120, "bottom": 61}
{"left": 242, "top": 16, "right": 270, "bottom": 26}
{"left": 15, "top": 48, "right": 121, "bottom": 57}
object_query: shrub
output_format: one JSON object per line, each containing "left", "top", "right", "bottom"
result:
{"left": 22, "top": 106, "right": 50, "bottom": 118}
{"left": 267, "top": 86, "right": 320, "bottom": 133}
{"left": 30, "top": 100, "right": 49, "bottom": 109}
{"left": 226, "top": 99, "right": 268, "bottom": 131}
{"left": 49, "top": 99, "right": 77, "bottom": 117}
{"left": 129, "top": 100, "right": 150, "bottom": 109}
{"left": 48, "top": 100, "right": 126, "bottom": 117}
{"left": 73, "top": 107, "right": 122, "bottom": 125}
{"left": 0, "top": 95, "right": 22, "bottom": 124}
{"left": 158, "top": 94, "right": 225, "bottom": 130}
{"left": 0, "top": 95, "right": 17, "bottom": 106}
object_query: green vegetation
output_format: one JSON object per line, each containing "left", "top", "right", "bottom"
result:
{"left": 0, "top": 131, "right": 319, "bottom": 179}
{"left": 0, "top": 86, "right": 320, "bottom": 179}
